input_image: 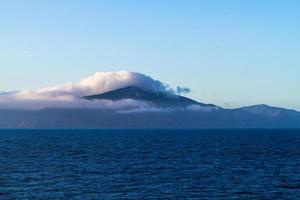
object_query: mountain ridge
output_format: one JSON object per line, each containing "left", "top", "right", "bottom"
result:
{"left": 0, "top": 86, "right": 299, "bottom": 128}
{"left": 83, "top": 86, "right": 219, "bottom": 109}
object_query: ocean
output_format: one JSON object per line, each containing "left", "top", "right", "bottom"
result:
{"left": 0, "top": 129, "right": 299, "bottom": 199}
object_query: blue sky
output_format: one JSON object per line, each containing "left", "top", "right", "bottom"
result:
{"left": 0, "top": 0, "right": 299, "bottom": 109}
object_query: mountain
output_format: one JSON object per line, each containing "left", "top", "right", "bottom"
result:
{"left": 240, "top": 104, "right": 300, "bottom": 117}
{"left": 0, "top": 86, "right": 300, "bottom": 128}
{"left": 84, "top": 86, "right": 218, "bottom": 108}
{"left": 1, "top": 106, "right": 300, "bottom": 129}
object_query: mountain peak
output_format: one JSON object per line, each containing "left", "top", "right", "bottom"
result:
{"left": 84, "top": 86, "right": 217, "bottom": 108}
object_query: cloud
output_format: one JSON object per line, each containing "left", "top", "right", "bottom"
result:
{"left": 29, "top": 71, "right": 171, "bottom": 99}
{"left": 176, "top": 86, "right": 191, "bottom": 95}
{"left": 186, "top": 104, "right": 219, "bottom": 112}
{"left": 0, "top": 98, "right": 149, "bottom": 111}
{"left": 117, "top": 107, "right": 173, "bottom": 113}
{"left": 1, "top": 71, "right": 214, "bottom": 112}
{"left": 0, "top": 71, "right": 172, "bottom": 110}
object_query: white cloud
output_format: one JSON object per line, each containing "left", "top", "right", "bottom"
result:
{"left": 186, "top": 104, "right": 219, "bottom": 112}
{"left": 33, "top": 70, "right": 171, "bottom": 99}
{"left": 0, "top": 71, "right": 172, "bottom": 110}
{"left": 117, "top": 107, "right": 173, "bottom": 113}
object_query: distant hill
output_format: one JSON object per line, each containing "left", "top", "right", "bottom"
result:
{"left": 0, "top": 107, "right": 300, "bottom": 128}
{"left": 240, "top": 104, "right": 300, "bottom": 117}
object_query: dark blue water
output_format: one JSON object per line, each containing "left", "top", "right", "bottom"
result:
{"left": 0, "top": 129, "right": 300, "bottom": 199}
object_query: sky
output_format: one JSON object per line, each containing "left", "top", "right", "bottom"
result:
{"left": 0, "top": 0, "right": 299, "bottom": 110}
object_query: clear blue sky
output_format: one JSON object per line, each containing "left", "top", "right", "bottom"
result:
{"left": 0, "top": 0, "right": 299, "bottom": 109}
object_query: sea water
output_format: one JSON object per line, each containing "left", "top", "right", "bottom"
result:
{"left": 0, "top": 129, "right": 299, "bottom": 199}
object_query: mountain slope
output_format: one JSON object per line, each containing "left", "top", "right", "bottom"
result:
{"left": 1, "top": 108, "right": 300, "bottom": 128}
{"left": 84, "top": 86, "right": 218, "bottom": 108}
{"left": 240, "top": 104, "right": 300, "bottom": 117}
{"left": 1, "top": 88, "right": 300, "bottom": 129}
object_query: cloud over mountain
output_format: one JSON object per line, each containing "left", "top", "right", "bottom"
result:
{"left": 0, "top": 71, "right": 173, "bottom": 110}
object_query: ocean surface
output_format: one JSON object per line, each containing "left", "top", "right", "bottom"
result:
{"left": 0, "top": 129, "right": 299, "bottom": 199}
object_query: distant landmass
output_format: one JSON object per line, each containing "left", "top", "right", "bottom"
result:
{"left": 84, "top": 86, "right": 218, "bottom": 108}
{"left": 1, "top": 86, "right": 300, "bottom": 128}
